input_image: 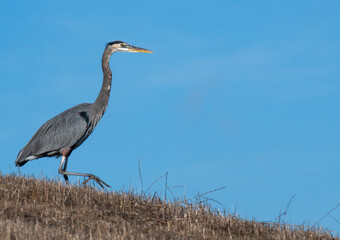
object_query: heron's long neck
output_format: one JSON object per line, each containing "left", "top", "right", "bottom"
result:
{"left": 93, "top": 47, "right": 113, "bottom": 117}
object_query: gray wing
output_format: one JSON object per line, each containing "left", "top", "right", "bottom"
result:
{"left": 16, "top": 103, "right": 92, "bottom": 166}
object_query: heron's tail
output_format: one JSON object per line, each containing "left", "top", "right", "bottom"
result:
{"left": 15, "top": 160, "right": 27, "bottom": 167}
{"left": 15, "top": 150, "right": 26, "bottom": 166}
{"left": 15, "top": 149, "right": 35, "bottom": 167}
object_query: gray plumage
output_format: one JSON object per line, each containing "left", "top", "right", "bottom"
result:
{"left": 16, "top": 103, "right": 93, "bottom": 165}
{"left": 15, "top": 41, "right": 153, "bottom": 188}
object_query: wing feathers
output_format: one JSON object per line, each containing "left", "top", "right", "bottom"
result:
{"left": 15, "top": 104, "right": 92, "bottom": 166}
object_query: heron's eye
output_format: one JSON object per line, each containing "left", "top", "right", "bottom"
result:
{"left": 120, "top": 43, "right": 125, "bottom": 47}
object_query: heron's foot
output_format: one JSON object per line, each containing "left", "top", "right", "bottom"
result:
{"left": 82, "top": 174, "right": 110, "bottom": 188}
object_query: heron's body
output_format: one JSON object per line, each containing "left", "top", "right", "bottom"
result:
{"left": 16, "top": 103, "right": 94, "bottom": 165}
{"left": 15, "top": 41, "right": 152, "bottom": 187}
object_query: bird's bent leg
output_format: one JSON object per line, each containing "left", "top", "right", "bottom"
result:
{"left": 58, "top": 156, "right": 69, "bottom": 183}
{"left": 57, "top": 148, "right": 109, "bottom": 188}
{"left": 59, "top": 171, "right": 110, "bottom": 188}
{"left": 59, "top": 164, "right": 110, "bottom": 188}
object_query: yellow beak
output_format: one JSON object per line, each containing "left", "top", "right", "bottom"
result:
{"left": 129, "top": 46, "right": 153, "bottom": 53}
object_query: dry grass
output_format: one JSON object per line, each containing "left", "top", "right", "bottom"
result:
{"left": 0, "top": 174, "right": 337, "bottom": 240}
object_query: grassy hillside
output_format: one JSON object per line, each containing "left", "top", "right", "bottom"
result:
{"left": 0, "top": 174, "right": 336, "bottom": 240}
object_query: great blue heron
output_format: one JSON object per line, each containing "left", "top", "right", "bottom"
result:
{"left": 15, "top": 41, "right": 153, "bottom": 188}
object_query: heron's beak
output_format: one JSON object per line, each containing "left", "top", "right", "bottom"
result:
{"left": 128, "top": 45, "right": 153, "bottom": 53}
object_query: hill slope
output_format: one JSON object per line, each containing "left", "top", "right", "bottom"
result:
{"left": 0, "top": 174, "right": 336, "bottom": 239}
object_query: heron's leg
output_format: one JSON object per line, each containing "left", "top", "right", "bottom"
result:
{"left": 62, "top": 156, "right": 69, "bottom": 171}
{"left": 61, "top": 171, "right": 110, "bottom": 188}
{"left": 58, "top": 165, "right": 110, "bottom": 188}
{"left": 57, "top": 151, "right": 109, "bottom": 188}
{"left": 58, "top": 156, "right": 69, "bottom": 183}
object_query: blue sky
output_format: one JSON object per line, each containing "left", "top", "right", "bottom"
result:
{"left": 1, "top": 0, "right": 340, "bottom": 233}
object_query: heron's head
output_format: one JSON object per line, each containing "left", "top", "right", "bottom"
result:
{"left": 106, "top": 41, "right": 153, "bottom": 54}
